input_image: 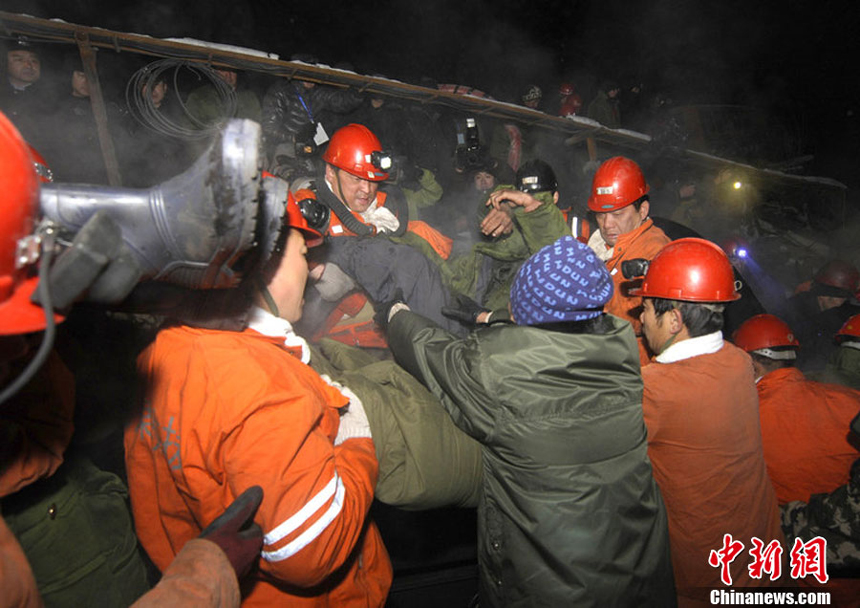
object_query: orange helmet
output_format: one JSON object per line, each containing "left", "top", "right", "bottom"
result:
{"left": 587, "top": 156, "right": 650, "bottom": 212}
{"left": 732, "top": 314, "right": 799, "bottom": 356}
{"left": 837, "top": 314, "right": 860, "bottom": 341}
{"left": 322, "top": 124, "right": 390, "bottom": 181}
{"left": 813, "top": 259, "right": 860, "bottom": 295}
{"left": 0, "top": 111, "right": 61, "bottom": 335}
{"left": 630, "top": 238, "right": 741, "bottom": 302}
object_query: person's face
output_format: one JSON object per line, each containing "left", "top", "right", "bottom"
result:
{"left": 640, "top": 298, "right": 672, "bottom": 354}
{"left": 327, "top": 165, "right": 379, "bottom": 213}
{"left": 149, "top": 81, "right": 167, "bottom": 107}
{"left": 7, "top": 50, "right": 40, "bottom": 87}
{"left": 215, "top": 69, "right": 237, "bottom": 90}
{"left": 594, "top": 200, "right": 649, "bottom": 247}
{"left": 817, "top": 295, "right": 847, "bottom": 312}
{"left": 473, "top": 171, "right": 495, "bottom": 192}
{"left": 71, "top": 70, "right": 89, "bottom": 98}
{"left": 265, "top": 228, "right": 309, "bottom": 323}
{"left": 524, "top": 98, "right": 540, "bottom": 109}
{"left": 301, "top": 81, "right": 315, "bottom": 90}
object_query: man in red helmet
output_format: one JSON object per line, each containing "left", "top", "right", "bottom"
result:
{"left": 586, "top": 156, "right": 671, "bottom": 351}
{"left": 634, "top": 238, "right": 784, "bottom": 604}
{"left": 787, "top": 259, "right": 860, "bottom": 372}
{"left": 731, "top": 314, "right": 860, "bottom": 505}
{"left": 813, "top": 314, "right": 860, "bottom": 390}
{"left": 303, "top": 123, "right": 463, "bottom": 339}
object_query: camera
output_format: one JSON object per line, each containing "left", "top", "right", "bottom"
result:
{"left": 621, "top": 258, "right": 650, "bottom": 279}
{"left": 453, "top": 117, "right": 491, "bottom": 172}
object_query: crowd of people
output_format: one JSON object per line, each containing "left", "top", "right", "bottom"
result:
{"left": 2, "top": 33, "right": 860, "bottom": 608}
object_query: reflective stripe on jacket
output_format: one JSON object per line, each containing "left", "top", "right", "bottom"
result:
{"left": 125, "top": 325, "right": 391, "bottom": 607}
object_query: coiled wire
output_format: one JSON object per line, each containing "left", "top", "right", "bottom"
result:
{"left": 125, "top": 59, "right": 238, "bottom": 140}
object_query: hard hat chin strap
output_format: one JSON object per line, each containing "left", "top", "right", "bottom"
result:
{"left": 0, "top": 229, "right": 58, "bottom": 407}
{"left": 255, "top": 277, "right": 280, "bottom": 319}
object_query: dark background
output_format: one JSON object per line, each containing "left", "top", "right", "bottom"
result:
{"left": 4, "top": 0, "right": 860, "bottom": 190}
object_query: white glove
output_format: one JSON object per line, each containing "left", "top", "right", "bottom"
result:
{"left": 320, "top": 375, "right": 372, "bottom": 445}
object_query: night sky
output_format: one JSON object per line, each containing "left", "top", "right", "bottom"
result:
{"left": 4, "top": 0, "right": 860, "bottom": 189}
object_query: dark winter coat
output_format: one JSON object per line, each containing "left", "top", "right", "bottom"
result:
{"left": 260, "top": 81, "right": 363, "bottom": 159}
{"left": 388, "top": 311, "right": 676, "bottom": 608}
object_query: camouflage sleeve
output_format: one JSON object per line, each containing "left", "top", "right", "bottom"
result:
{"left": 780, "top": 457, "right": 860, "bottom": 572}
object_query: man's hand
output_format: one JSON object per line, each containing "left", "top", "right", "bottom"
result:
{"left": 480, "top": 204, "right": 515, "bottom": 238}
{"left": 442, "top": 294, "right": 491, "bottom": 326}
{"left": 199, "top": 486, "right": 264, "bottom": 578}
{"left": 372, "top": 288, "right": 410, "bottom": 331}
{"left": 486, "top": 188, "right": 543, "bottom": 213}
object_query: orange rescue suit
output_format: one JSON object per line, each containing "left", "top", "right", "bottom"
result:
{"left": 642, "top": 343, "right": 785, "bottom": 606}
{"left": 757, "top": 367, "right": 860, "bottom": 504}
{"left": 124, "top": 325, "right": 392, "bottom": 607}
{"left": 598, "top": 217, "right": 671, "bottom": 334}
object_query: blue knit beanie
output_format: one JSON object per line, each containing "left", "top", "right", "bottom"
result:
{"left": 510, "top": 236, "right": 613, "bottom": 325}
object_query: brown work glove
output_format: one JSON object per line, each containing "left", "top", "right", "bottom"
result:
{"left": 199, "top": 486, "right": 264, "bottom": 578}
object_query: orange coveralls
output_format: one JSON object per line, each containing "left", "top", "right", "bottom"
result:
{"left": 757, "top": 367, "right": 860, "bottom": 504}
{"left": 592, "top": 217, "right": 671, "bottom": 334}
{"left": 124, "top": 325, "right": 392, "bottom": 607}
{"left": 642, "top": 342, "right": 785, "bottom": 606}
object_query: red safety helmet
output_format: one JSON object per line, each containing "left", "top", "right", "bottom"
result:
{"left": 630, "top": 238, "right": 741, "bottom": 302}
{"left": 288, "top": 189, "right": 326, "bottom": 247}
{"left": 837, "top": 314, "right": 860, "bottom": 341}
{"left": 732, "top": 314, "right": 800, "bottom": 353}
{"left": 322, "top": 123, "right": 390, "bottom": 181}
{"left": 0, "top": 111, "right": 62, "bottom": 335}
{"left": 587, "top": 156, "right": 650, "bottom": 212}
{"left": 813, "top": 259, "right": 860, "bottom": 294}
{"left": 559, "top": 82, "right": 576, "bottom": 96}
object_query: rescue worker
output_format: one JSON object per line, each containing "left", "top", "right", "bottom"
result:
{"left": 634, "top": 238, "right": 785, "bottom": 606}
{"left": 732, "top": 313, "right": 860, "bottom": 503}
{"left": 586, "top": 156, "right": 671, "bottom": 348}
{"left": 382, "top": 235, "right": 676, "bottom": 607}
{"left": 814, "top": 314, "right": 860, "bottom": 389}
{"left": 124, "top": 191, "right": 393, "bottom": 606}
{"left": 0, "top": 110, "right": 263, "bottom": 608}
{"left": 787, "top": 259, "right": 860, "bottom": 372}
{"left": 304, "top": 123, "right": 461, "bottom": 340}
{"left": 557, "top": 81, "right": 583, "bottom": 117}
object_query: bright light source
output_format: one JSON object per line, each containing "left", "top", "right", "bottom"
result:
{"left": 733, "top": 181, "right": 742, "bottom": 190}
{"left": 736, "top": 248, "right": 748, "bottom": 258}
